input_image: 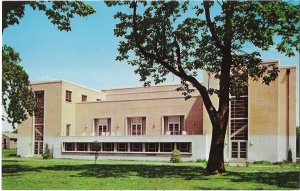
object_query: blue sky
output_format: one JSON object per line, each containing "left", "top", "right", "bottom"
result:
{"left": 2, "top": 1, "right": 299, "bottom": 131}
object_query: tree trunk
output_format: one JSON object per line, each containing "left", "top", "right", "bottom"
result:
{"left": 206, "top": 123, "right": 227, "bottom": 174}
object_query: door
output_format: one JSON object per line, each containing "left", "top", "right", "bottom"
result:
{"left": 34, "top": 141, "right": 43, "bottom": 155}
{"left": 231, "top": 140, "right": 247, "bottom": 160}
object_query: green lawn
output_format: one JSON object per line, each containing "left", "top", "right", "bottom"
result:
{"left": 2, "top": 157, "right": 299, "bottom": 190}
{"left": 2, "top": 149, "right": 17, "bottom": 158}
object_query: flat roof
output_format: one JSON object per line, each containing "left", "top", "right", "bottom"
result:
{"left": 30, "top": 80, "right": 102, "bottom": 93}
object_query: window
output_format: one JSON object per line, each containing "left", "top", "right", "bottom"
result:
{"left": 177, "top": 143, "right": 191, "bottom": 153}
{"left": 11, "top": 138, "right": 17, "bottom": 143}
{"left": 168, "top": 116, "right": 180, "bottom": 135}
{"left": 130, "top": 143, "right": 143, "bottom": 152}
{"left": 34, "top": 141, "right": 43, "bottom": 154}
{"left": 35, "top": 125, "right": 44, "bottom": 141}
{"left": 117, "top": 143, "right": 128, "bottom": 152}
{"left": 128, "top": 117, "right": 145, "bottom": 135}
{"left": 103, "top": 143, "right": 114, "bottom": 151}
{"left": 35, "top": 111, "right": 44, "bottom": 124}
{"left": 77, "top": 143, "right": 88, "bottom": 151}
{"left": 34, "top": 90, "right": 44, "bottom": 155}
{"left": 65, "top": 90, "right": 72, "bottom": 102}
{"left": 96, "top": 99, "right": 101, "bottom": 101}
{"left": 145, "top": 143, "right": 159, "bottom": 152}
{"left": 66, "top": 124, "right": 71, "bottom": 136}
{"left": 65, "top": 142, "right": 75, "bottom": 151}
{"left": 96, "top": 118, "right": 111, "bottom": 136}
{"left": 160, "top": 143, "right": 174, "bottom": 152}
{"left": 82, "top": 95, "right": 87, "bottom": 102}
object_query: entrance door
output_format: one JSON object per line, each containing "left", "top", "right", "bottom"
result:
{"left": 34, "top": 141, "right": 43, "bottom": 155}
{"left": 231, "top": 140, "right": 247, "bottom": 160}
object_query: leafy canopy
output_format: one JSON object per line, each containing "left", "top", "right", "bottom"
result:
{"left": 107, "top": 1, "right": 299, "bottom": 97}
{"left": 2, "top": 45, "right": 37, "bottom": 127}
{"left": 2, "top": 1, "right": 96, "bottom": 127}
{"left": 2, "top": 1, "right": 95, "bottom": 32}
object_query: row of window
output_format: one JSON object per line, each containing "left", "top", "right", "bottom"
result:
{"left": 63, "top": 142, "right": 192, "bottom": 153}
{"left": 91, "top": 116, "right": 185, "bottom": 136}
{"left": 65, "top": 90, "right": 101, "bottom": 103}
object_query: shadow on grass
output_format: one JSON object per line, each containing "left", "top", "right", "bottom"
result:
{"left": 223, "top": 170, "right": 299, "bottom": 189}
{"left": 2, "top": 162, "right": 299, "bottom": 189}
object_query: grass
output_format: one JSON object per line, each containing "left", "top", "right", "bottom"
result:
{"left": 2, "top": 149, "right": 17, "bottom": 158}
{"left": 2, "top": 157, "right": 299, "bottom": 190}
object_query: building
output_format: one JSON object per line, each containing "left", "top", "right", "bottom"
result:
{"left": 17, "top": 61, "right": 296, "bottom": 162}
{"left": 2, "top": 132, "right": 18, "bottom": 149}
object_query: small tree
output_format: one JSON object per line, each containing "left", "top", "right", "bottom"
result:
{"left": 170, "top": 148, "right": 182, "bottom": 163}
{"left": 287, "top": 148, "right": 292, "bottom": 162}
{"left": 42, "top": 144, "right": 51, "bottom": 159}
{"left": 90, "top": 141, "right": 101, "bottom": 164}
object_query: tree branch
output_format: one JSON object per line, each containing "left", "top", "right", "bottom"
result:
{"left": 203, "top": 1, "right": 224, "bottom": 53}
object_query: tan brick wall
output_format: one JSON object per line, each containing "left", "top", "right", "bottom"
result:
{"left": 18, "top": 82, "right": 62, "bottom": 138}
{"left": 18, "top": 81, "right": 105, "bottom": 138}
{"left": 104, "top": 84, "right": 199, "bottom": 101}
{"left": 248, "top": 62, "right": 279, "bottom": 135}
{"left": 75, "top": 96, "right": 203, "bottom": 136}
{"left": 60, "top": 82, "right": 105, "bottom": 136}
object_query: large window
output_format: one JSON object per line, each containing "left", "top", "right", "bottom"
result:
{"left": 145, "top": 143, "right": 159, "bottom": 152}
{"left": 130, "top": 143, "right": 143, "bottom": 152}
{"left": 103, "top": 143, "right": 114, "bottom": 151}
{"left": 77, "top": 143, "right": 88, "bottom": 151}
{"left": 65, "top": 142, "right": 75, "bottom": 151}
{"left": 168, "top": 116, "right": 180, "bottom": 135}
{"left": 95, "top": 118, "right": 111, "bottom": 136}
{"left": 117, "top": 143, "right": 128, "bottom": 152}
{"left": 164, "top": 116, "right": 184, "bottom": 135}
{"left": 128, "top": 117, "right": 146, "bottom": 135}
{"left": 65, "top": 90, "right": 72, "bottom": 102}
{"left": 34, "top": 91, "right": 44, "bottom": 155}
{"left": 177, "top": 143, "right": 191, "bottom": 153}
{"left": 132, "top": 117, "right": 142, "bottom": 135}
{"left": 160, "top": 143, "right": 174, "bottom": 152}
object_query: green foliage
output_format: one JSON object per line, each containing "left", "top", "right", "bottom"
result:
{"left": 11, "top": 128, "right": 18, "bottom": 134}
{"left": 90, "top": 141, "right": 102, "bottom": 164}
{"left": 42, "top": 144, "right": 51, "bottom": 159}
{"left": 2, "top": 45, "right": 37, "bottom": 128}
{"left": 2, "top": 1, "right": 96, "bottom": 32}
{"left": 253, "top": 161, "right": 272, "bottom": 165}
{"left": 287, "top": 148, "right": 293, "bottom": 162}
{"left": 108, "top": 1, "right": 299, "bottom": 96}
{"left": 108, "top": 1, "right": 299, "bottom": 173}
{"left": 196, "top": 158, "right": 207, "bottom": 163}
{"left": 170, "top": 148, "right": 182, "bottom": 163}
{"left": 2, "top": 1, "right": 95, "bottom": 127}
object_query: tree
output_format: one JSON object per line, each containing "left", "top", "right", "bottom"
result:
{"left": 107, "top": 1, "right": 299, "bottom": 174}
{"left": 90, "top": 141, "right": 102, "bottom": 164}
{"left": 2, "top": 45, "right": 37, "bottom": 128}
{"left": 2, "top": 1, "right": 95, "bottom": 32}
{"left": 2, "top": 1, "right": 96, "bottom": 127}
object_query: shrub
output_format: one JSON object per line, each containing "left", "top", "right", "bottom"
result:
{"left": 170, "top": 148, "right": 182, "bottom": 163}
{"left": 90, "top": 141, "right": 101, "bottom": 164}
{"left": 253, "top": 160, "right": 272, "bottom": 165}
{"left": 196, "top": 158, "right": 207, "bottom": 163}
{"left": 287, "top": 148, "right": 293, "bottom": 162}
{"left": 42, "top": 144, "right": 51, "bottom": 159}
